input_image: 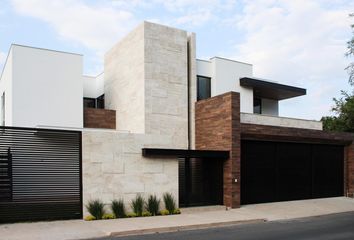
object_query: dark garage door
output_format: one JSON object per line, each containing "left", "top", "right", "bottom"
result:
{"left": 241, "top": 140, "right": 344, "bottom": 204}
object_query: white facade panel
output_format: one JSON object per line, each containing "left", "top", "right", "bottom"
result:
{"left": 0, "top": 50, "right": 13, "bottom": 126}
{"left": 11, "top": 45, "right": 83, "bottom": 128}
{"left": 83, "top": 73, "right": 104, "bottom": 99}
{"left": 196, "top": 59, "right": 211, "bottom": 77}
{"left": 196, "top": 57, "right": 254, "bottom": 113}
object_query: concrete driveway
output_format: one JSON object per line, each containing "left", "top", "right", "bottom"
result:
{"left": 1, "top": 197, "right": 354, "bottom": 240}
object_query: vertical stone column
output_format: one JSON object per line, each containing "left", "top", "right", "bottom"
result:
{"left": 195, "top": 92, "right": 241, "bottom": 208}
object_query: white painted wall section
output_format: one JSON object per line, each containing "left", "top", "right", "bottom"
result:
{"left": 196, "top": 57, "right": 254, "bottom": 113}
{"left": 0, "top": 49, "right": 13, "bottom": 126}
{"left": 83, "top": 73, "right": 104, "bottom": 98}
{"left": 11, "top": 45, "right": 83, "bottom": 128}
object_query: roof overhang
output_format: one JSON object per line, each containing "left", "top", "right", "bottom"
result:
{"left": 240, "top": 77, "right": 306, "bottom": 100}
{"left": 142, "top": 148, "right": 229, "bottom": 159}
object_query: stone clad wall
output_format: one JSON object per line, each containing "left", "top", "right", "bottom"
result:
{"left": 104, "top": 23, "right": 145, "bottom": 133}
{"left": 82, "top": 130, "right": 178, "bottom": 215}
{"left": 144, "top": 22, "right": 189, "bottom": 148}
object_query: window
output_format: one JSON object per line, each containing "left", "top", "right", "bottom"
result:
{"left": 1, "top": 92, "right": 4, "bottom": 126}
{"left": 253, "top": 98, "right": 262, "bottom": 114}
{"left": 83, "top": 98, "right": 96, "bottom": 108}
{"left": 96, "top": 94, "right": 105, "bottom": 109}
{"left": 197, "top": 76, "right": 211, "bottom": 101}
{"left": 83, "top": 95, "right": 105, "bottom": 109}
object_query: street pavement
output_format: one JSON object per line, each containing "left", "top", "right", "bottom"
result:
{"left": 97, "top": 211, "right": 354, "bottom": 240}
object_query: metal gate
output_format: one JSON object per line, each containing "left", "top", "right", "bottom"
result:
{"left": 241, "top": 140, "right": 344, "bottom": 204}
{"left": 179, "top": 158, "right": 223, "bottom": 207}
{"left": 0, "top": 126, "right": 82, "bottom": 223}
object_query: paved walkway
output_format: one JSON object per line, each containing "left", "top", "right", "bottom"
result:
{"left": 1, "top": 197, "right": 354, "bottom": 240}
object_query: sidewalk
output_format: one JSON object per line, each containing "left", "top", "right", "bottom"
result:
{"left": 1, "top": 197, "right": 354, "bottom": 240}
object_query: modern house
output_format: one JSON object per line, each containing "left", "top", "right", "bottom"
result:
{"left": 0, "top": 21, "right": 353, "bottom": 222}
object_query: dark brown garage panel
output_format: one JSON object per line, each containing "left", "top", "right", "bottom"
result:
{"left": 241, "top": 140, "right": 344, "bottom": 204}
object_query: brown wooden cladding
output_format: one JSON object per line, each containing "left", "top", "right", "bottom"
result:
{"left": 195, "top": 91, "right": 354, "bottom": 208}
{"left": 84, "top": 108, "right": 116, "bottom": 129}
{"left": 195, "top": 92, "right": 241, "bottom": 208}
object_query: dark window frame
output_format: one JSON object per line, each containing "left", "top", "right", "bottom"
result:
{"left": 197, "top": 75, "right": 211, "bottom": 101}
{"left": 253, "top": 97, "right": 262, "bottom": 114}
{"left": 83, "top": 94, "right": 105, "bottom": 109}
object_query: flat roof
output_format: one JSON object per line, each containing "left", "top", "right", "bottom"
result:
{"left": 142, "top": 148, "right": 229, "bottom": 159}
{"left": 240, "top": 77, "right": 306, "bottom": 100}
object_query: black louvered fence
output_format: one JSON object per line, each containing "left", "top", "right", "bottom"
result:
{"left": 0, "top": 126, "right": 82, "bottom": 223}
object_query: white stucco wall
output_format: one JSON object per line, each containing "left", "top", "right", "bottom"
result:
{"left": 82, "top": 130, "right": 179, "bottom": 215}
{"left": 83, "top": 73, "right": 104, "bottom": 99}
{"left": 196, "top": 57, "right": 254, "bottom": 113}
{"left": 9, "top": 45, "right": 83, "bottom": 128}
{"left": 261, "top": 98, "right": 279, "bottom": 116}
{"left": 0, "top": 50, "right": 13, "bottom": 126}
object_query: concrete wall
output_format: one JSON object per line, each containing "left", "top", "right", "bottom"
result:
{"left": 196, "top": 57, "right": 254, "bottom": 113}
{"left": 7, "top": 45, "right": 83, "bottom": 128}
{"left": 240, "top": 112, "right": 323, "bottom": 130}
{"left": 0, "top": 50, "right": 13, "bottom": 126}
{"left": 82, "top": 130, "right": 179, "bottom": 215}
{"left": 105, "top": 23, "right": 145, "bottom": 133}
{"left": 261, "top": 98, "right": 279, "bottom": 116}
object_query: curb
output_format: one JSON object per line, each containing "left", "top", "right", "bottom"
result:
{"left": 109, "top": 219, "right": 267, "bottom": 237}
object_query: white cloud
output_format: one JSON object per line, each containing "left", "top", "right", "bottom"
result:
{"left": 11, "top": 0, "right": 137, "bottom": 56}
{"left": 229, "top": 0, "right": 354, "bottom": 119}
{"left": 175, "top": 9, "right": 214, "bottom": 26}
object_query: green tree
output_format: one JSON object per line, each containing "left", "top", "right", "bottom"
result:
{"left": 322, "top": 91, "right": 354, "bottom": 132}
{"left": 322, "top": 14, "right": 354, "bottom": 132}
{"left": 346, "top": 13, "right": 354, "bottom": 85}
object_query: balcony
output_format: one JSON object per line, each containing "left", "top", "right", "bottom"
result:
{"left": 84, "top": 108, "right": 116, "bottom": 129}
{"left": 240, "top": 112, "right": 322, "bottom": 130}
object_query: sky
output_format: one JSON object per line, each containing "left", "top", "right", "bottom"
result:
{"left": 0, "top": 0, "right": 353, "bottom": 120}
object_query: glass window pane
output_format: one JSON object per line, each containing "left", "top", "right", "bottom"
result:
{"left": 197, "top": 76, "right": 211, "bottom": 101}
{"left": 253, "top": 98, "right": 262, "bottom": 114}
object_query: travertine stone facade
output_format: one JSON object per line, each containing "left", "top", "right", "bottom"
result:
{"left": 105, "top": 23, "right": 145, "bottom": 133}
{"left": 82, "top": 130, "right": 178, "bottom": 215}
{"left": 241, "top": 112, "right": 323, "bottom": 130}
{"left": 144, "top": 22, "right": 188, "bottom": 148}
{"left": 104, "top": 22, "right": 189, "bottom": 149}
{"left": 188, "top": 33, "right": 197, "bottom": 149}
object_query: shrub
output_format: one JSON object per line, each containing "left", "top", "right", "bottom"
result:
{"left": 146, "top": 195, "right": 160, "bottom": 216}
{"left": 84, "top": 215, "right": 96, "bottom": 221}
{"left": 131, "top": 194, "right": 145, "bottom": 217}
{"left": 159, "top": 209, "right": 170, "bottom": 215}
{"left": 86, "top": 199, "right": 105, "bottom": 220}
{"left": 102, "top": 213, "right": 115, "bottom": 219}
{"left": 111, "top": 199, "right": 126, "bottom": 218}
{"left": 173, "top": 209, "right": 181, "bottom": 215}
{"left": 126, "top": 212, "right": 137, "bottom": 218}
{"left": 142, "top": 211, "right": 152, "bottom": 217}
{"left": 163, "top": 193, "right": 176, "bottom": 214}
